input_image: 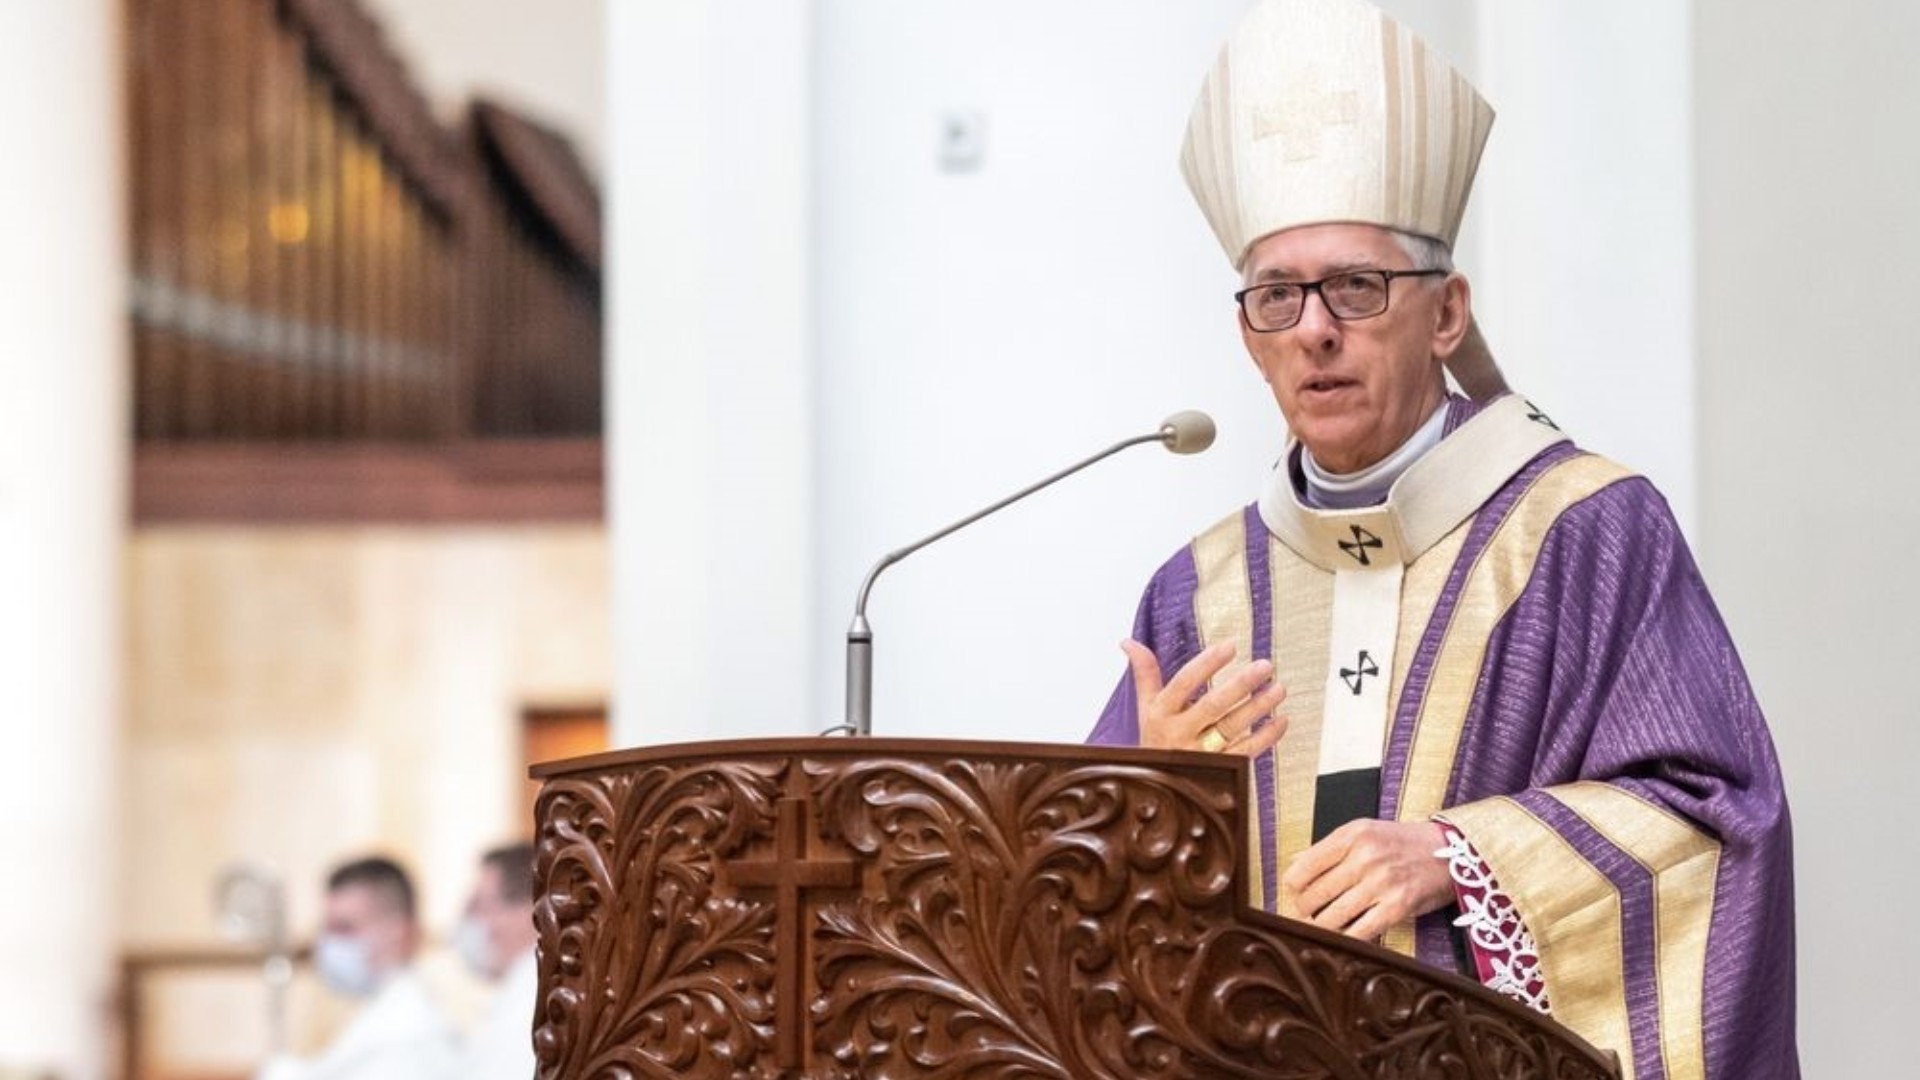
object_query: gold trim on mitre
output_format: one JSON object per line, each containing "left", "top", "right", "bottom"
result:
{"left": 1181, "top": 0, "right": 1495, "bottom": 269}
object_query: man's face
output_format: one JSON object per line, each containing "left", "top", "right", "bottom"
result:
{"left": 321, "top": 883, "right": 416, "bottom": 978}
{"left": 464, "top": 863, "right": 535, "bottom": 979}
{"left": 1238, "top": 223, "right": 1467, "bottom": 474}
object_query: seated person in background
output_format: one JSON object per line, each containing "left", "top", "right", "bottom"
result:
{"left": 257, "top": 856, "right": 457, "bottom": 1080}
{"left": 453, "top": 841, "right": 539, "bottom": 1080}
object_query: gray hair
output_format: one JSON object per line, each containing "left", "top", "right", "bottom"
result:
{"left": 1240, "top": 226, "right": 1455, "bottom": 285}
{"left": 1389, "top": 229, "right": 1455, "bottom": 272}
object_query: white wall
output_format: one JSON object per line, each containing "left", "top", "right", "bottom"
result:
{"left": 0, "top": 1, "right": 124, "bottom": 1074}
{"left": 1468, "top": 0, "right": 1696, "bottom": 528}
{"left": 1694, "top": 1, "right": 1920, "bottom": 1072}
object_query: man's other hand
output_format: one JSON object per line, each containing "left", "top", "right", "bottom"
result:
{"left": 1280, "top": 819, "right": 1454, "bottom": 941}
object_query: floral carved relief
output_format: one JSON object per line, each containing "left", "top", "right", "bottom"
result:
{"left": 531, "top": 742, "right": 1616, "bottom": 1080}
{"left": 533, "top": 760, "right": 786, "bottom": 1078}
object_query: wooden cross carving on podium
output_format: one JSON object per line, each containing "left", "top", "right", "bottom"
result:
{"left": 731, "top": 794, "right": 861, "bottom": 1068}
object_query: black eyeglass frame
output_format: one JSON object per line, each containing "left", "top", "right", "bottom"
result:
{"left": 1233, "top": 268, "right": 1449, "bottom": 333}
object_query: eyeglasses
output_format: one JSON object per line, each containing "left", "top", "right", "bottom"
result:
{"left": 1234, "top": 268, "right": 1448, "bottom": 333}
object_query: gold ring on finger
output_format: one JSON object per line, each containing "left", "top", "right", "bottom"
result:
{"left": 1197, "top": 726, "right": 1228, "bottom": 753}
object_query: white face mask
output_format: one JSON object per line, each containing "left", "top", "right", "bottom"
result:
{"left": 314, "top": 933, "right": 380, "bottom": 999}
{"left": 453, "top": 916, "right": 495, "bottom": 979}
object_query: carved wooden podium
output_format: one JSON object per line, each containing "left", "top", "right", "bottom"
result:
{"left": 529, "top": 738, "right": 1619, "bottom": 1080}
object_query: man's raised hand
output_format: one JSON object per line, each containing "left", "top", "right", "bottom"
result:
{"left": 1121, "top": 639, "right": 1288, "bottom": 756}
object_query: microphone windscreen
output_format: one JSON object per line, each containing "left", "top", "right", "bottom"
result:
{"left": 1159, "top": 410, "right": 1217, "bottom": 455}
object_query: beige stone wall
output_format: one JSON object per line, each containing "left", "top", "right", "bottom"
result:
{"left": 119, "top": 525, "right": 609, "bottom": 1070}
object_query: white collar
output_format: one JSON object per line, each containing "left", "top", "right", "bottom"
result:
{"left": 1299, "top": 403, "right": 1450, "bottom": 509}
{"left": 1257, "top": 395, "right": 1570, "bottom": 571}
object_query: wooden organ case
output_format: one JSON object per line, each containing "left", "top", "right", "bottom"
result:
{"left": 125, "top": 0, "right": 602, "bottom": 453}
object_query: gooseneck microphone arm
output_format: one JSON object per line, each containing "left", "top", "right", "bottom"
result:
{"left": 829, "top": 411, "right": 1216, "bottom": 737}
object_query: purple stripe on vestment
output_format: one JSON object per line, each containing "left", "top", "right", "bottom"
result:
{"left": 1378, "top": 442, "right": 1582, "bottom": 820}
{"left": 1242, "top": 504, "right": 1280, "bottom": 908}
{"left": 1512, "top": 788, "right": 1666, "bottom": 1080}
{"left": 1382, "top": 439, "right": 1580, "bottom": 975}
{"left": 1414, "top": 907, "right": 1460, "bottom": 975}
{"left": 1428, "top": 474, "right": 1797, "bottom": 1078}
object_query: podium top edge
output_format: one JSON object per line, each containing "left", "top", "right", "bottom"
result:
{"left": 528, "top": 736, "right": 1244, "bottom": 782}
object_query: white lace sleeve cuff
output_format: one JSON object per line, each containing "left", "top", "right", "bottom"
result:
{"left": 1433, "top": 818, "right": 1551, "bottom": 1014}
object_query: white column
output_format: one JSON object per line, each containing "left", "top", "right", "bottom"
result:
{"left": 606, "top": 0, "right": 815, "bottom": 743}
{"left": 0, "top": 0, "right": 126, "bottom": 1075}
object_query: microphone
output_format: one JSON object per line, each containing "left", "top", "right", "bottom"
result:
{"left": 829, "top": 410, "right": 1217, "bottom": 737}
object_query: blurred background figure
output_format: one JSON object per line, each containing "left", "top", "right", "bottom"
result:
{"left": 256, "top": 857, "right": 456, "bottom": 1080}
{"left": 453, "top": 843, "right": 539, "bottom": 1079}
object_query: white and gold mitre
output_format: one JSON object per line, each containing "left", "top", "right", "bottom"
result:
{"left": 1181, "top": 0, "right": 1494, "bottom": 269}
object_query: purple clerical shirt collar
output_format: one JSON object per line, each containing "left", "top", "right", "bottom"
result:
{"left": 1295, "top": 399, "right": 1453, "bottom": 510}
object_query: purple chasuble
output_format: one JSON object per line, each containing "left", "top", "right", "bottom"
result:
{"left": 1088, "top": 395, "right": 1798, "bottom": 1080}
